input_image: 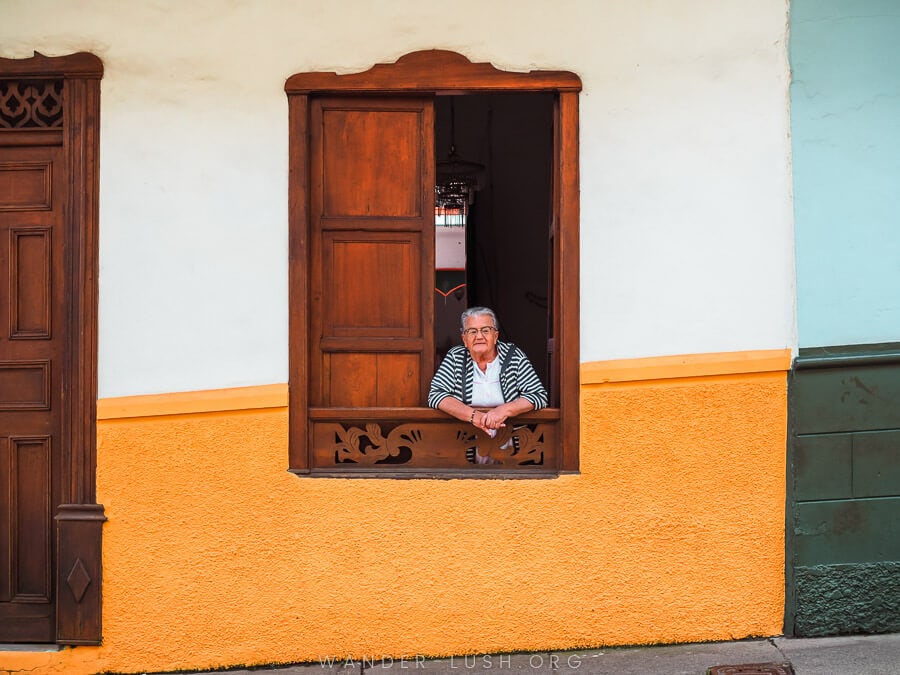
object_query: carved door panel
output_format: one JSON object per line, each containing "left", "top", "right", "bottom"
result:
{"left": 0, "top": 143, "right": 64, "bottom": 641}
{"left": 309, "top": 96, "right": 435, "bottom": 408}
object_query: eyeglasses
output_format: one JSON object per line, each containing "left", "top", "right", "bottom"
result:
{"left": 462, "top": 327, "right": 497, "bottom": 337}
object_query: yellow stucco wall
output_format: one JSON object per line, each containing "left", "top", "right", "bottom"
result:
{"left": 1, "top": 351, "right": 788, "bottom": 675}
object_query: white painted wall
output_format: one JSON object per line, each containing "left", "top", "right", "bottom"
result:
{"left": 1, "top": 0, "right": 793, "bottom": 397}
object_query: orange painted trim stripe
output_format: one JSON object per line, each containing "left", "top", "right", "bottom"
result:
{"left": 97, "top": 350, "right": 791, "bottom": 419}
{"left": 580, "top": 349, "right": 792, "bottom": 384}
{"left": 97, "top": 383, "right": 288, "bottom": 420}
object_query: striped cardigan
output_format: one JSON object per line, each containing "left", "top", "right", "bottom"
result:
{"left": 427, "top": 341, "right": 549, "bottom": 410}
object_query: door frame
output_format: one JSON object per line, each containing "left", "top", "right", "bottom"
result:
{"left": 0, "top": 51, "right": 104, "bottom": 645}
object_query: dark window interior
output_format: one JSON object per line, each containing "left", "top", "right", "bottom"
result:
{"left": 433, "top": 92, "right": 554, "bottom": 390}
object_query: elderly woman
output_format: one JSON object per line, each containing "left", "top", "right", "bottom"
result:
{"left": 428, "top": 307, "right": 548, "bottom": 440}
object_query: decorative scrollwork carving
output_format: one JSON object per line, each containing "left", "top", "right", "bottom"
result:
{"left": 320, "top": 420, "right": 548, "bottom": 467}
{"left": 476, "top": 425, "right": 547, "bottom": 466}
{"left": 332, "top": 423, "right": 394, "bottom": 463}
{"left": 0, "top": 80, "right": 64, "bottom": 129}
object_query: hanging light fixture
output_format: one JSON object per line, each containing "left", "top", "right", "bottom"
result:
{"left": 435, "top": 97, "right": 484, "bottom": 213}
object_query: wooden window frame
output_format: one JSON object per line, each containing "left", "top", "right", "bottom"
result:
{"left": 286, "top": 50, "right": 580, "bottom": 477}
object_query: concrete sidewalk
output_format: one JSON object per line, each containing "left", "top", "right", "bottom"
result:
{"left": 180, "top": 633, "right": 900, "bottom": 675}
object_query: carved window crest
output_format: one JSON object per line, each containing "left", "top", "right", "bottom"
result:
{"left": 0, "top": 80, "right": 64, "bottom": 129}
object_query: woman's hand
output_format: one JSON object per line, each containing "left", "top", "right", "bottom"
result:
{"left": 438, "top": 396, "right": 534, "bottom": 434}
{"left": 470, "top": 410, "right": 498, "bottom": 436}
{"left": 478, "top": 397, "right": 536, "bottom": 433}
{"left": 478, "top": 405, "right": 510, "bottom": 432}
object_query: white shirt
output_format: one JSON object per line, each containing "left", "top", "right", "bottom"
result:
{"left": 471, "top": 357, "right": 505, "bottom": 460}
{"left": 471, "top": 357, "right": 504, "bottom": 407}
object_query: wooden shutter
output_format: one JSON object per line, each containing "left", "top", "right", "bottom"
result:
{"left": 308, "top": 97, "right": 434, "bottom": 409}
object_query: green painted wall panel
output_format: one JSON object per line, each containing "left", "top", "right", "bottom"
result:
{"left": 794, "top": 434, "right": 852, "bottom": 501}
{"left": 788, "top": 349, "right": 900, "bottom": 635}
{"left": 794, "top": 431, "right": 900, "bottom": 501}
{"left": 794, "top": 562, "right": 900, "bottom": 636}
{"left": 853, "top": 430, "right": 900, "bottom": 498}
{"left": 792, "top": 364, "right": 900, "bottom": 435}
{"left": 793, "top": 497, "right": 900, "bottom": 566}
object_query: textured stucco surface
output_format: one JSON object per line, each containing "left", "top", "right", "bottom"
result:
{"left": 794, "top": 562, "right": 900, "bottom": 636}
{"left": 4, "top": 372, "right": 789, "bottom": 674}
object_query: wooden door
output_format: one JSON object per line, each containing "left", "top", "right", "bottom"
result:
{"left": 308, "top": 96, "right": 435, "bottom": 409}
{"left": 0, "top": 142, "right": 64, "bottom": 641}
{"left": 0, "top": 54, "right": 104, "bottom": 645}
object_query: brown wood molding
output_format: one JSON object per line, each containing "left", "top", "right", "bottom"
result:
{"left": 1, "top": 51, "right": 104, "bottom": 644}
{"left": 557, "top": 91, "right": 580, "bottom": 473}
{"left": 0, "top": 129, "right": 64, "bottom": 145}
{"left": 0, "top": 51, "right": 103, "bottom": 78}
{"left": 63, "top": 74, "right": 102, "bottom": 505}
{"left": 55, "top": 505, "right": 106, "bottom": 645}
{"left": 286, "top": 49, "right": 582, "bottom": 94}
{"left": 309, "top": 407, "right": 560, "bottom": 421}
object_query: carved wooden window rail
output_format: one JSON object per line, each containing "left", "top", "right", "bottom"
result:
{"left": 306, "top": 408, "right": 561, "bottom": 477}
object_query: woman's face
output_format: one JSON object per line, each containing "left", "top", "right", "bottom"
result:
{"left": 462, "top": 313, "right": 499, "bottom": 361}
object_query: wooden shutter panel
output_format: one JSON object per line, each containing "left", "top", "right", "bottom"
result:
{"left": 309, "top": 97, "right": 434, "bottom": 408}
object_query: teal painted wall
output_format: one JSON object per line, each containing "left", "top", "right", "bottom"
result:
{"left": 791, "top": 0, "right": 900, "bottom": 347}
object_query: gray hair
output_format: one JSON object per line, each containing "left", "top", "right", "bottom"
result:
{"left": 460, "top": 306, "right": 497, "bottom": 332}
